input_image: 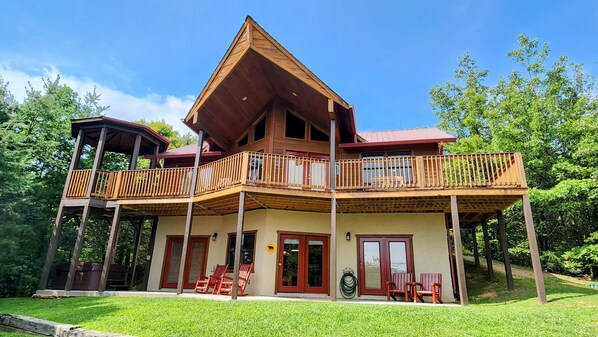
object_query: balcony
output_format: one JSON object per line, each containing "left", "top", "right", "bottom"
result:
{"left": 65, "top": 151, "right": 527, "bottom": 201}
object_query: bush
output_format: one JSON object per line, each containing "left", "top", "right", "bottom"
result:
{"left": 541, "top": 251, "right": 564, "bottom": 273}
{"left": 562, "top": 232, "right": 598, "bottom": 279}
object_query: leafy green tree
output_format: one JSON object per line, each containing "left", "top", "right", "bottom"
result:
{"left": 430, "top": 35, "right": 598, "bottom": 276}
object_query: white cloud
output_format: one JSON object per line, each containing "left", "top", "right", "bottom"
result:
{"left": 0, "top": 64, "right": 196, "bottom": 134}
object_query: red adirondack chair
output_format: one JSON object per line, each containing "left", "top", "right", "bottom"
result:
{"left": 217, "top": 263, "right": 253, "bottom": 296}
{"left": 386, "top": 272, "right": 414, "bottom": 302}
{"left": 413, "top": 273, "right": 443, "bottom": 304}
{"left": 195, "top": 264, "right": 228, "bottom": 293}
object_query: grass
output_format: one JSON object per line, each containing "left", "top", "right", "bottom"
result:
{"left": 0, "top": 260, "right": 596, "bottom": 337}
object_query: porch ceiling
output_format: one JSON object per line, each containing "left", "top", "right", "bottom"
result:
{"left": 120, "top": 192, "right": 522, "bottom": 228}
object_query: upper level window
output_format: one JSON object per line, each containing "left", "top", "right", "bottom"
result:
{"left": 285, "top": 111, "right": 306, "bottom": 139}
{"left": 310, "top": 125, "right": 329, "bottom": 142}
{"left": 238, "top": 134, "right": 248, "bottom": 147}
{"left": 254, "top": 117, "right": 266, "bottom": 141}
{"left": 362, "top": 151, "right": 413, "bottom": 185}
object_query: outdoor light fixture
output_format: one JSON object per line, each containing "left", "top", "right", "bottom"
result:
{"left": 346, "top": 232, "right": 351, "bottom": 241}
{"left": 212, "top": 233, "right": 218, "bottom": 241}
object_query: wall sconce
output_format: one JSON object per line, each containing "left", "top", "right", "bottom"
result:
{"left": 212, "top": 233, "right": 218, "bottom": 241}
{"left": 346, "top": 232, "right": 351, "bottom": 241}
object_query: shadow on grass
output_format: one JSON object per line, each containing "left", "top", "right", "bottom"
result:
{"left": 0, "top": 297, "right": 121, "bottom": 326}
{"left": 464, "top": 257, "right": 597, "bottom": 305}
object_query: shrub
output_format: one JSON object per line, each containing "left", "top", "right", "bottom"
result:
{"left": 562, "top": 232, "right": 598, "bottom": 279}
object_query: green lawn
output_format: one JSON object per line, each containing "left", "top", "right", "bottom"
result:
{"left": 0, "top": 261, "right": 596, "bottom": 337}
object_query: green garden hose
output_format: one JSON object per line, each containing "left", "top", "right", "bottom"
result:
{"left": 340, "top": 268, "right": 358, "bottom": 299}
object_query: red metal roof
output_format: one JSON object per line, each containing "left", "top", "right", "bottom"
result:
{"left": 154, "top": 142, "right": 223, "bottom": 159}
{"left": 339, "top": 128, "right": 456, "bottom": 149}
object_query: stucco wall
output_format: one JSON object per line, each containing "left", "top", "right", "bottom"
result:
{"left": 147, "top": 209, "right": 454, "bottom": 303}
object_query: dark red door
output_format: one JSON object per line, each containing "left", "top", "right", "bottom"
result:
{"left": 358, "top": 236, "right": 413, "bottom": 295}
{"left": 161, "top": 236, "right": 209, "bottom": 289}
{"left": 285, "top": 151, "right": 329, "bottom": 189}
{"left": 278, "top": 233, "right": 329, "bottom": 294}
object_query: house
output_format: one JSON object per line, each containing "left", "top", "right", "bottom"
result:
{"left": 37, "top": 17, "right": 546, "bottom": 305}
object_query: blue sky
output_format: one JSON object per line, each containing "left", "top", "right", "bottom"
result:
{"left": 1, "top": 1, "right": 597, "bottom": 133}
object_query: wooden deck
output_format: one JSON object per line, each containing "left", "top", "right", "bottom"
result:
{"left": 66, "top": 151, "right": 527, "bottom": 201}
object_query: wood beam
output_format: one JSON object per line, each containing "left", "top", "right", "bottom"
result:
{"left": 177, "top": 130, "right": 204, "bottom": 294}
{"left": 65, "top": 204, "right": 91, "bottom": 291}
{"left": 481, "top": 220, "right": 496, "bottom": 281}
{"left": 150, "top": 145, "right": 159, "bottom": 169}
{"left": 232, "top": 191, "right": 246, "bottom": 300}
{"left": 62, "top": 129, "right": 85, "bottom": 197}
{"left": 329, "top": 117, "right": 337, "bottom": 301}
{"left": 141, "top": 217, "right": 159, "bottom": 291}
{"left": 522, "top": 195, "right": 547, "bottom": 304}
{"left": 38, "top": 204, "right": 66, "bottom": 290}
{"left": 98, "top": 205, "right": 122, "bottom": 292}
{"left": 87, "top": 127, "right": 107, "bottom": 197}
{"left": 450, "top": 195, "right": 468, "bottom": 306}
{"left": 129, "top": 134, "right": 142, "bottom": 170}
{"left": 472, "top": 227, "right": 480, "bottom": 268}
{"left": 497, "top": 210, "right": 514, "bottom": 291}
{"left": 129, "top": 218, "right": 144, "bottom": 286}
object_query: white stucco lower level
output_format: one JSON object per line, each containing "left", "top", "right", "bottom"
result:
{"left": 147, "top": 209, "right": 455, "bottom": 303}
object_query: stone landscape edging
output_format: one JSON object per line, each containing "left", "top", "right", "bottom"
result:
{"left": 0, "top": 313, "right": 134, "bottom": 337}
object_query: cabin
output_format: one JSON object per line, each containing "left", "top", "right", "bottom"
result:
{"left": 36, "top": 17, "right": 546, "bottom": 305}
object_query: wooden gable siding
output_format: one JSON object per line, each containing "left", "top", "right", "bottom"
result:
{"left": 187, "top": 23, "right": 251, "bottom": 123}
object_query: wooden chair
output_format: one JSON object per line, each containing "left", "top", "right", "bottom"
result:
{"left": 217, "top": 263, "right": 253, "bottom": 296}
{"left": 386, "top": 272, "right": 414, "bottom": 302}
{"left": 195, "top": 264, "right": 228, "bottom": 293}
{"left": 413, "top": 273, "right": 443, "bottom": 304}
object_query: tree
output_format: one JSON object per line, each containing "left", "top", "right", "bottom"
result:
{"left": 0, "top": 76, "right": 107, "bottom": 296}
{"left": 430, "top": 35, "right": 598, "bottom": 276}
{"left": 136, "top": 119, "right": 195, "bottom": 149}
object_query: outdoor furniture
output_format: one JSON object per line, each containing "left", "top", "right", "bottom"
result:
{"left": 195, "top": 264, "right": 228, "bottom": 293}
{"left": 386, "top": 272, "right": 414, "bottom": 302}
{"left": 217, "top": 263, "right": 253, "bottom": 296}
{"left": 412, "top": 273, "right": 443, "bottom": 304}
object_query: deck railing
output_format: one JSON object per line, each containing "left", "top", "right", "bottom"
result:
{"left": 65, "top": 151, "right": 526, "bottom": 200}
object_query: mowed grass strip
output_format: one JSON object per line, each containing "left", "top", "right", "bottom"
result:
{"left": 0, "top": 262, "right": 596, "bottom": 337}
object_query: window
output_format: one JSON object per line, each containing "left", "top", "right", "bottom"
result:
{"left": 254, "top": 117, "right": 266, "bottom": 141}
{"left": 285, "top": 111, "right": 306, "bottom": 139}
{"left": 226, "top": 232, "right": 256, "bottom": 270}
{"left": 362, "top": 151, "right": 413, "bottom": 186}
{"left": 310, "top": 125, "right": 328, "bottom": 142}
{"left": 238, "top": 134, "right": 248, "bottom": 147}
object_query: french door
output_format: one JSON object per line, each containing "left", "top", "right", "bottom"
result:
{"left": 285, "top": 151, "right": 329, "bottom": 190}
{"left": 161, "top": 236, "right": 209, "bottom": 289}
{"left": 358, "top": 236, "right": 413, "bottom": 295}
{"left": 277, "top": 233, "right": 329, "bottom": 294}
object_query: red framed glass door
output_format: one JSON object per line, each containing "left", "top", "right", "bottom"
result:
{"left": 277, "top": 233, "right": 329, "bottom": 293}
{"left": 161, "top": 236, "right": 209, "bottom": 289}
{"left": 358, "top": 236, "right": 413, "bottom": 295}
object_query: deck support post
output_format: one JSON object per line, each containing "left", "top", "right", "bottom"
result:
{"left": 497, "top": 210, "right": 514, "bottom": 291}
{"left": 481, "top": 220, "right": 496, "bottom": 281}
{"left": 450, "top": 196, "right": 468, "bottom": 306}
{"left": 99, "top": 205, "right": 122, "bottom": 292}
{"left": 522, "top": 195, "right": 547, "bottom": 304}
{"left": 39, "top": 129, "right": 86, "bottom": 290}
{"left": 65, "top": 204, "right": 91, "bottom": 291}
{"left": 328, "top": 109, "right": 337, "bottom": 301}
{"left": 129, "top": 218, "right": 144, "bottom": 286}
{"left": 141, "top": 217, "right": 159, "bottom": 291}
{"left": 232, "top": 191, "right": 246, "bottom": 300}
{"left": 471, "top": 227, "right": 480, "bottom": 268}
{"left": 177, "top": 129, "right": 204, "bottom": 295}
{"left": 38, "top": 205, "right": 66, "bottom": 290}
{"left": 129, "top": 134, "right": 142, "bottom": 170}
